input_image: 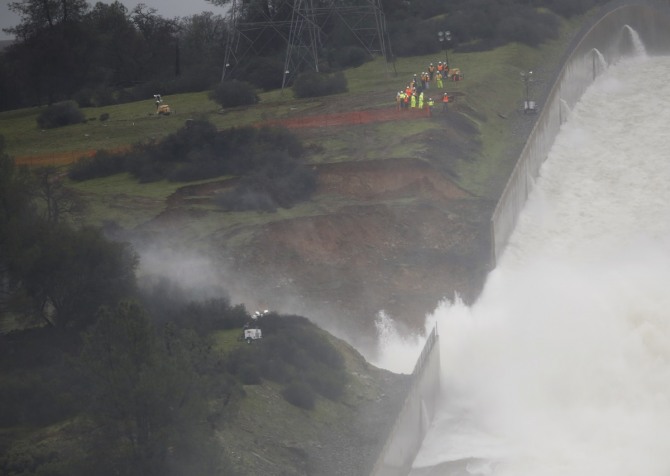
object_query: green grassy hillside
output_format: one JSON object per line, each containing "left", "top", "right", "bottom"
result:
{"left": 1, "top": 14, "right": 581, "bottom": 178}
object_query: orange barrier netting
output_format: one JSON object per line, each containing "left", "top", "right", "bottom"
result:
{"left": 261, "top": 107, "right": 432, "bottom": 129}
{"left": 15, "top": 146, "right": 131, "bottom": 168}
{"left": 14, "top": 108, "right": 432, "bottom": 166}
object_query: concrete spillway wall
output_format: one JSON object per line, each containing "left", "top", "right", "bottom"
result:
{"left": 369, "top": 327, "right": 440, "bottom": 476}
{"left": 491, "top": 0, "right": 670, "bottom": 264}
{"left": 369, "top": 2, "right": 670, "bottom": 476}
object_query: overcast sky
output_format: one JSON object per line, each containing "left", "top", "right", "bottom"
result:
{"left": 0, "top": 0, "right": 226, "bottom": 41}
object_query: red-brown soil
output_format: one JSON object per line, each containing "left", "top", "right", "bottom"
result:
{"left": 141, "top": 153, "right": 493, "bottom": 342}
{"left": 53, "top": 101, "right": 494, "bottom": 341}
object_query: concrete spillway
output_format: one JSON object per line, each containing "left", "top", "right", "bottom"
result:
{"left": 413, "top": 52, "right": 670, "bottom": 476}
{"left": 370, "top": 1, "right": 670, "bottom": 475}
{"left": 490, "top": 0, "right": 670, "bottom": 263}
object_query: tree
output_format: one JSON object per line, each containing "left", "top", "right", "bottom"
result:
{"left": 23, "top": 225, "right": 138, "bottom": 329}
{"left": 0, "top": 140, "right": 36, "bottom": 314}
{"left": 34, "top": 166, "right": 83, "bottom": 224}
{"left": 130, "top": 4, "right": 180, "bottom": 81}
{"left": 6, "top": 1, "right": 93, "bottom": 104}
{"left": 178, "top": 12, "right": 227, "bottom": 81}
{"left": 7, "top": 0, "right": 89, "bottom": 40}
{"left": 79, "top": 301, "right": 224, "bottom": 475}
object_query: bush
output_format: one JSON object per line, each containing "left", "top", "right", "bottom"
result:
{"left": 216, "top": 151, "right": 317, "bottom": 212}
{"left": 388, "top": 26, "right": 443, "bottom": 57}
{"left": 496, "top": 9, "right": 559, "bottom": 46}
{"left": 236, "top": 56, "right": 286, "bottom": 91}
{"left": 327, "top": 46, "right": 372, "bottom": 69}
{"left": 225, "top": 314, "right": 348, "bottom": 403}
{"left": 292, "top": 71, "right": 347, "bottom": 99}
{"left": 209, "top": 80, "right": 259, "bottom": 108}
{"left": 282, "top": 380, "right": 316, "bottom": 410}
{"left": 68, "top": 150, "right": 127, "bottom": 181}
{"left": 36, "top": 101, "right": 85, "bottom": 129}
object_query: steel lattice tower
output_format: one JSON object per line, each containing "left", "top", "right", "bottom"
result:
{"left": 221, "top": 0, "right": 393, "bottom": 89}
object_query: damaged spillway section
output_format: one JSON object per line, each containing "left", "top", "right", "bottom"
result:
{"left": 491, "top": 0, "right": 670, "bottom": 265}
{"left": 369, "top": 2, "right": 670, "bottom": 476}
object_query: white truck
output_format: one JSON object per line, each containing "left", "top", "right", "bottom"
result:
{"left": 240, "top": 310, "right": 268, "bottom": 343}
{"left": 243, "top": 327, "right": 262, "bottom": 344}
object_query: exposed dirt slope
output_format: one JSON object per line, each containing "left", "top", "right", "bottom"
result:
{"left": 136, "top": 114, "right": 496, "bottom": 346}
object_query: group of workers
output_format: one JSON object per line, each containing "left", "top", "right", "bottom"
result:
{"left": 396, "top": 61, "right": 462, "bottom": 113}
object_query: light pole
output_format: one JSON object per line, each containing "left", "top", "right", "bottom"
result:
{"left": 437, "top": 30, "right": 452, "bottom": 68}
{"left": 520, "top": 70, "right": 535, "bottom": 113}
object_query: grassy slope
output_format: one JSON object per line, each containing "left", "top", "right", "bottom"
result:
{"left": 1, "top": 27, "right": 578, "bottom": 238}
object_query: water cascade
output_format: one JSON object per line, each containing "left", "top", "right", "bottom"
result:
{"left": 558, "top": 99, "right": 571, "bottom": 125}
{"left": 369, "top": 7, "right": 670, "bottom": 473}
{"left": 410, "top": 52, "right": 670, "bottom": 476}
{"left": 591, "top": 48, "right": 607, "bottom": 78}
{"left": 622, "top": 24, "right": 648, "bottom": 57}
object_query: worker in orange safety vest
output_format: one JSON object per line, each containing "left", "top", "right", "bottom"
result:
{"left": 442, "top": 92, "right": 450, "bottom": 111}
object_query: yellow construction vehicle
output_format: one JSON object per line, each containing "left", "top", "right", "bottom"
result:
{"left": 153, "top": 94, "right": 171, "bottom": 115}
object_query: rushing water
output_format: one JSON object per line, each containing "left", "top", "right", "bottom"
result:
{"left": 407, "top": 54, "right": 670, "bottom": 476}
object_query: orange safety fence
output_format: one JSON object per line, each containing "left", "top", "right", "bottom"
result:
{"left": 15, "top": 145, "right": 131, "bottom": 168}
{"left": 14, "top": 107, "right": 432, "bottom": 166}
{"left": 261, "top": 106, "right": 432, "bottom": 129}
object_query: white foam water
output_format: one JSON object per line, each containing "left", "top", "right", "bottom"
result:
{"left": 371, "top": 309, "right": 438, "bottom": 374}
{"left": 411, "top": 55, "right": 670, "bottom": 476}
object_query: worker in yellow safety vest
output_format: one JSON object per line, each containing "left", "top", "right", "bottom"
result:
{"left": 427, "top": 97, "right": 435, "bottom": 116}
{"left": 436, "top": 71, "right": 443, "bottom": 89}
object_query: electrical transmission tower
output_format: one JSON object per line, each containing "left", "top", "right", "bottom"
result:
{"left": 221, "top": 0, "right": 394, "bottom": 89}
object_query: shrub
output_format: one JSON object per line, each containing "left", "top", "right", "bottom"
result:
{"left": 237, "top": 56, "right": 286, "bottom": 91}
{"left": 99, "top": 113, "right": 109, "bottom": 122}
{"left": 209, "top": 80, "right": 259, "bottom": 108}
{"left": 36, "top": 101, "right": 85, "bottom": 129}
{"left": 225, "top": 314, "right": 348, "bottom": 402}
{"left": 282, "top": 380, "right": 316, "bottom": 409}
{"left": 292, "top": 71, "right": 347, "bottom": 98}
{"left": 216, "top": 151, "right": 316, "bottom": 212}
{"left": 177, "top": 299, "right": 248, "bottom": 333}
{"left": 496, "top": 9, "right": 559, "bottom": 46}
{"left": 388, "top": 26, "right": 442, "bottom": 57}
{"left": 68, "top": 150, "right": 126, "bottom": 181}
{"left": 327, "top": 46, "right": 372, "bottom": 69}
